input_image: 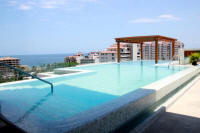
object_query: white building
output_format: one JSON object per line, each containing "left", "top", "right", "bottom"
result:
{"left": 64, "top": 52, "right": 84, "bottom": 64}
{"left": 70, "top": 52, "right": 84, "bottom": 64}
{"left": 132, "top": 44, "right": 141, "bottom": 60}
{"left": 106, "top": 43, "right": 132, "bottom": 61}
{"left": 141, "top": 41, "right": 184, "bottom": 60}
{"left": 88, "top": 52, "right": 100, "bottom": 63}
{"left": 99, "top": 51, "right": 117, "bottom": 62}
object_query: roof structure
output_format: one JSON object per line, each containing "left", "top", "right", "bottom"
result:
{"left": 0, "top": 57, "right": 19, "bottom": 61}
{"left": 100, "top": 51, "right": 117, "bottom": 54}
{"left": 115, "top": 35, "right": 177, "bottom": 43}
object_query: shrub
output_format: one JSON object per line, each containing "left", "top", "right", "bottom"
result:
{"left": 189, "top": 53, "right": 200, "bottom": 65}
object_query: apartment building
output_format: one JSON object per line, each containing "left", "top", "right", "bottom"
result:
{"left": 64, "top": 52, "right": 84, "bottom": 64}
{"left": 99, "top": 51, "right": 117, "bottom": 62}
{"left": 0, "top": 57, "right": 20, "bottom": 74}
{"left": 106, "top": 43, "right": 133, "bottom": 61}
{"left": 88, "top": 52, "right": 100, "bottom": 63}
{"left": 141, "top": 41, "right": 184, "bottom": 60}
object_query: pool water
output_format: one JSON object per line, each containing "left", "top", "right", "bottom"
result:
{"left": 0, "top": 61, "right": 185, "bottom": 133}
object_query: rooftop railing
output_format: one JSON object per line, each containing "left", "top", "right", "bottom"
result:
{"left": 0, "top": 62, "right": 54, "bottom": 93}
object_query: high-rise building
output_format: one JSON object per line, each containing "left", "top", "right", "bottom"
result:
{"left": 141, "top": 41, "right": 184, "bottom": 60}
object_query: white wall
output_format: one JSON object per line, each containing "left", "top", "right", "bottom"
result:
{"left": 132, "top": 44, "right": 138, "bottom": 60}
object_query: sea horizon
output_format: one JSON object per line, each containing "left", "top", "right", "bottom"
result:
{"left": 0, "top": 53, "right": 76, "bottom": 67}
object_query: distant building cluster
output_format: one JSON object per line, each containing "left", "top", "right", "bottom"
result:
{"left": 64, "top": 41, "right": 184, "bottom": 65}
{"left": 64, "top": 52, "right": 99, "bottom": 64}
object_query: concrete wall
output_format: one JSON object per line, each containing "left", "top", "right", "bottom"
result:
{"left": 178, "top": 48, "right": 185, "bottom": 65}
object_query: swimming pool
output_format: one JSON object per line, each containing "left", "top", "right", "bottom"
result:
{"left": 0, "top": 61, "right": 186, "bottom": 133}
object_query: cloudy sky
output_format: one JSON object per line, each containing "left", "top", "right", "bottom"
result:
{"left": 0, "top": 0, "right": 200, "bottom": 55}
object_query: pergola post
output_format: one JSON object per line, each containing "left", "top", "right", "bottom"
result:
{"left": 172, "top": 41, "right": 175, "bottom": 59}
{"left": 117, "top": 41, "right": 120, "bottom": 63}
{"left": 140, "top": 42, "right": 143, "bottom": 60}
{"left": 155, "top": 39, "right": 159, "bottom": 64}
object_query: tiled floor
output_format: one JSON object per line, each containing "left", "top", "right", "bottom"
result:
{"left": 142, "top": 77, "right": 200, "bottom": 133}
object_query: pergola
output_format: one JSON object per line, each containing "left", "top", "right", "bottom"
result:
{"left": 115, "top": 35, "right": 177, "bottom": 63}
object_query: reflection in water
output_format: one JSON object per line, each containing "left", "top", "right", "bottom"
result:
{"left": 15, "top": 92, "right": 52, "bottom": 124}
{"left": 117, "top": 63, "right": 121, "bottom": 86}
{"left": 140, "top": 61, "right": 144, "bottom": 79}
{"left": 154, "top": 66, "right": 158, "bottom": 80}
{"left": 140, "top": 60, "right": 143, "bottom": 66}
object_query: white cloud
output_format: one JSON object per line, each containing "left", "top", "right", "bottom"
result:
{"left": 130, "top": 14, "right": 180, "bottom": 23}
{"left": 9, "top": 0, "right": 97, "bottom": 10}
{"left": 19, "top": 4, "right": 32, "bottom": 10}
{"left": 130, "top": 18, "right": 160, "bottom": 23}
{"left": 158, "top": 14, "right": 180, "bottom": 20}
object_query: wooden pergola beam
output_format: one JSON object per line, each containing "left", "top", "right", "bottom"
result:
{"left": 115, "top": 35, "right": 177, "bottom": 43}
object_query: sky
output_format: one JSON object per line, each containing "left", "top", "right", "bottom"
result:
{"left": 0, "top": 0, "right": 200, "bottom": 55}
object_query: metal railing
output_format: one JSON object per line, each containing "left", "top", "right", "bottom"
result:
{"left": 0, "top": 62, "right": 54, "bottom": 93}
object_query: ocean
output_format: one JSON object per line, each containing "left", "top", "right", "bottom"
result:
{"left": 0, "top": 54, "right": 74, "bottom": 67}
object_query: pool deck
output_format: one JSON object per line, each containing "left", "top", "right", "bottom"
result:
{"left": 142, "top": 75, "right": 200, "bottom": 133}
